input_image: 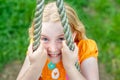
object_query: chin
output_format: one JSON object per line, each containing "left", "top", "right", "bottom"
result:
{"left": 48, "top": 56, "right": 61, "bottom": 64}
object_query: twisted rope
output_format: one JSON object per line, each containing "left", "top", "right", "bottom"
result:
{"left": 56, "top": 0, "right": 80, "bottom": 71}
{"left": 56, "top": 0, "right": 75, "bottom": 51}
{"left": 33, "top": 0, "right": 80, "bottom": 71}
{"left": 33, "top": 0, "right": 44, "bottom": 51}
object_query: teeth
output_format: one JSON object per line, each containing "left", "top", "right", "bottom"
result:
{"left": 48, "top": 53, "right": 61, "bottom": 57}
{"left": 48, "top": 54, "right": 60, "bottom": 57}
{"left": 51, "top": 54, "right": 58, "bottom": 57}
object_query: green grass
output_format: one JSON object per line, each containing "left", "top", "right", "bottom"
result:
{"left": 0, "top": 0, "right": 120, "bottom": 79}
{"left": 0, "top": 0, "right": 36, "bottom": 69}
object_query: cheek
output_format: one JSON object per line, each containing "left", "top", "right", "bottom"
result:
{"left": 44, "top": 43, "right": 62, "bottom": 50}
{"left": 42, "top": 43, "right": 48, "bottom": 49}
{"left": 40, "top": 40, "right": 48, "bottom": 49}
{"left": 56, "top": 43, "right": 63, "bottom": 50}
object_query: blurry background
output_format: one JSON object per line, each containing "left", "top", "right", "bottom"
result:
{"left": 0, "top": 0, "right": 120, "bottom": 80}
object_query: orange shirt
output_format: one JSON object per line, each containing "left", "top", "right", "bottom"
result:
{"left": 78, "top": 39, "right": 98, "bottom": 64}
{"left": 38, "top": 39, "right": 98, "bottom": 80}
{"left": 28, "top": 39, "right": 98, "bottom": 80}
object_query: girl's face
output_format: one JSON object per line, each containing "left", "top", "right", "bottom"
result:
{"left": 41, "top": 21, "right": 64, "bottom": 64}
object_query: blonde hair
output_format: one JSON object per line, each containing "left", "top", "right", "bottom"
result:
{"left": 29, "top": 2, "right": 86, "bottom": 43}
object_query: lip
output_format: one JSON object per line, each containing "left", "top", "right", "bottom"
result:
{"left": 48, "top": 53, "right": 61, "bottom": 57}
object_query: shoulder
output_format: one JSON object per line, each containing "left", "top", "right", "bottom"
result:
{"left": 78, "top": 39, "right": 97, "bottom": 47}
{"left": 77, "top": 39, "right": 98, "bottom": 64}
{"left": 78, "top": 39, "right": 98, "bottom": 51}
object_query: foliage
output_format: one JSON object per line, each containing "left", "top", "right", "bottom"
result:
{"left": 0, "top": 0, "right": 36, "bottom": 69}
{"left": 0, "top": 0, "right": 120, "bottom": 79}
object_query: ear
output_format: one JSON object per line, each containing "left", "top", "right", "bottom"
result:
{"left": 72, "top": 31, "right": 77, "bottom": 40}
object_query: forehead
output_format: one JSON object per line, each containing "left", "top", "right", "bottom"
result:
{"left": 41, "top": 22, "right": 64, "bottom": 36}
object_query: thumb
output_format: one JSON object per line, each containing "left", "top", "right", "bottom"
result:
{"left": 34, "top": 43, "right": 44, "bottom": 54}
{"left": 62, "top": 41, "right": 71, "bottom": 49}
{"left": 28, "top": 43, "right": 33, "bottom": 55}
{"left": 62, "top": 41, "right": 69, "bottom": 53}
{"left": 62, "top": 41, "right": 68, "bottom": 48}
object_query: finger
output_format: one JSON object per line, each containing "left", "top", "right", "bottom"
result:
{"left": 28, "top": 43, "right": 33, "bottom": 55}
{"left": 41, "top": 48, "right": 47, "bottom": 59}
{"left": 38, "top": 44, "right": 47, "bottom": 61}
{"left": 74, "top": 43, "right": 78, "bottom": 53}
{"left": 73, "top": 43, "right": 78, "bottom": 57}
{"left": 62, "top": 41, "right": 69, "bottom": 52}
{"left": 34, "top": 43, "right": 44, "bottom": 54}
{"left": 38, "top": 43, "right": 44, "bottom": 52}
{"left": 28, "top": 43, "right": 33, "bottom": 59}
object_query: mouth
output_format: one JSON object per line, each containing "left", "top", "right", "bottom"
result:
{"left": 48, "top": 53, "right": 61, "bottom": 57}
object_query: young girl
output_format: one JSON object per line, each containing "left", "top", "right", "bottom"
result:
{"left": 17, "top": 2, "right": 99, "bottom": 80}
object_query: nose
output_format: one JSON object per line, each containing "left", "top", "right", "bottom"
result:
{"left": 48, "top": 42, "right": 57, "bottom": 53}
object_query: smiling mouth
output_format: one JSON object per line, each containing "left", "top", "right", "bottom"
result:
{"left": 48, "top": 53, "right": 61, "bottom": 57}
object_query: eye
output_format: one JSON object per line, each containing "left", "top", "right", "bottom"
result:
{"left": 41, "top": 37, "right": 49, "bottom": 42}
{"left": 57, "top": 37, "right": 65, "bottom": 42}
{"left": 59, "top": 38, "right": 64, "bottom": 40}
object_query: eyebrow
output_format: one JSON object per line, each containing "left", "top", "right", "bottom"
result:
{"left": 41, "top": 35, "right": 47, "bottom": 37}
{"left": 58, "top": 34, "right": 64, "bottom": 37}
{"left": 41, "top": 34, "right": 64, "bottom": 37}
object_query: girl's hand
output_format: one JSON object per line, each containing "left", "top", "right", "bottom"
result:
{"left": 27, "top": 43, "right": 47, "bottom": 69}
{"left": 62, "top": 41, "right": 78, "bottom": 69}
